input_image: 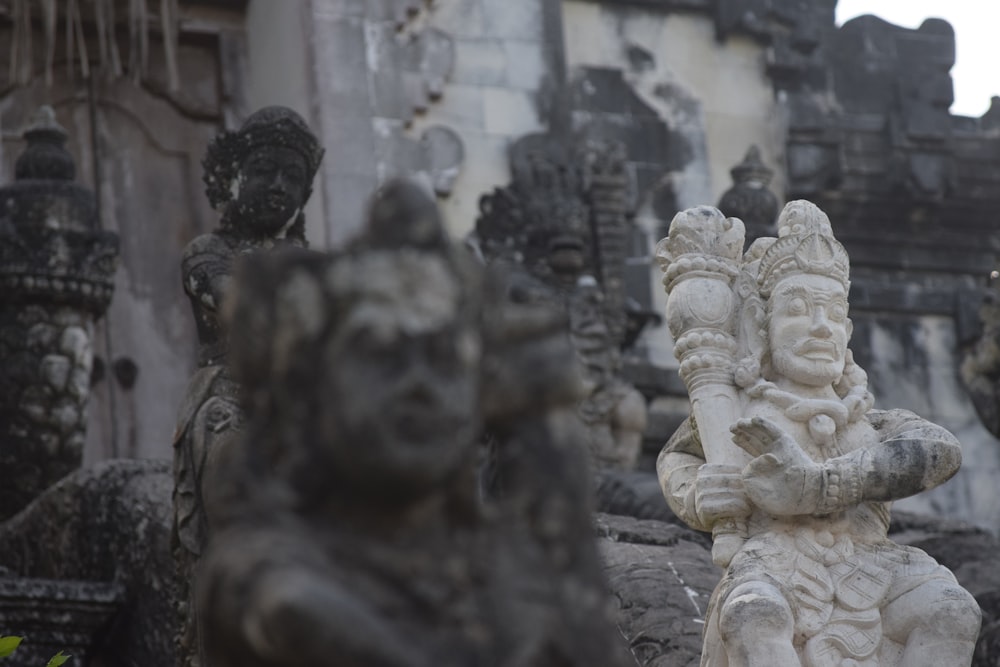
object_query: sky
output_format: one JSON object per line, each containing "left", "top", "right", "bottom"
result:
{"left": 836, "top": 0, "right": 1000, "bottom": 117}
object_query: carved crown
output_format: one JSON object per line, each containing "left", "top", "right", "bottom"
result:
{"left": 202, "top": 106, "right": 325, "bottom": 210}
{"left": 756, "top": 200, "right": 849, "bottom": 297}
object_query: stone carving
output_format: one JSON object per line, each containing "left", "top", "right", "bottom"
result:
{"left": 196, "top": 179, "right": 630, "bottom": 667}
{"left": 476, "top": 134, "right": 647, "bottom": 471}
{"left": 0, "top": 459, "right": 176, "bottom": 666}
{"left": 400, "top": 27, "right": 455, "bottom": 114}
{"left": 717, "top": 145, "right": 779, "bottom": 245}
{"left": 0, "top": 105, "right": 119, "bottom": 521}
{"left": 171, "top": 105, "right": 323, "bottom": 667}
{"left": 655, "top": 200, "right": 981, "bottom": 666}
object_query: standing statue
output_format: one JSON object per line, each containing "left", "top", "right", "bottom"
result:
{"left": 476, "top": 134, "right": 646, "bottom": 471}
{"left": 171, "top": 105, "right": 324, "bottom": 667}
{"left": 656, "top": 201, "right": 981, "bottom": 666}
{"left": 196, "top": 180, "right": 631, "bottom": 667}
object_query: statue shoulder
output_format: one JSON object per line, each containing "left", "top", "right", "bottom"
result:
{"left": 865, "top": 408, "right": 958, "bottom": 444}
{"left": 182, "top": 232, "right": 234, "bottom": 266}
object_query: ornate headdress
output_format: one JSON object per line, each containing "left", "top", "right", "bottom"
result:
{"left": 755, "top": 200, "right": 850, "bottom": 297}
{"left": 227, "top": 180, "right": 474, "bottom": 395}
{"left": 202, "top": 106, "right": 325, "bottom": 210}
{"left": 475, "top": 134, "right": 591, "bottom": 276}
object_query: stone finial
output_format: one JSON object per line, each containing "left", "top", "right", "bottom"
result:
{"left": 717, "top": 145, "right": 779, "bottom": 244}
{"left": 15, "top": 105, "right": 75, "bottom": 182}
{"left": 0, "top": 106, "right": 119, "bottom": 520}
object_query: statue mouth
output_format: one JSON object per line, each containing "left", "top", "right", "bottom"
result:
{"left": 265, "top": 193, "right": 291, "bottom": 211}
{"left": 795, "top": 339, "right": 838, "bottom": 359}
{"left": 392, "top": 408, "right": 467, "bottom": 443}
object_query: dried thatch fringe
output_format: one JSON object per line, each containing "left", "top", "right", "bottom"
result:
{"left": 8, "top": 0, "right": 179, "bottom": 89}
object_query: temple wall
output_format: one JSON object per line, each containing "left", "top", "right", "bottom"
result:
{"left": 856, "top": 315, "right": 1000, "bottom": 527}
{"left": 409, "top": 0, "right": 551, "bottom": 237}
{"left": 562, "top": 2, "right": 784, "bottom": 209}
{"left": 561, "top": 2, "right": 784, "bottom": 369}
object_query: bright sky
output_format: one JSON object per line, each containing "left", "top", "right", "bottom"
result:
{"left": 836, "top": 0, "right": 1000, "bottom": 117}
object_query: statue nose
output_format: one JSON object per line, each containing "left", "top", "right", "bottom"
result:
{"left": 269, "top": 171, "right": 289, "bottom": 194}
{"left": 810, "top": 311, "right": 833, "bottom": 338}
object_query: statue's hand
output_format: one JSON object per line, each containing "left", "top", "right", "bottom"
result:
{"left": 689, "top": 463, "right": 751, "bottom": 527}
{"left": 731, "top": 417, "right": 823, "bottom": 516}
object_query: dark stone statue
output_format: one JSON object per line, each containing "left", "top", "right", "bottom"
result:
{"left": 475, "top": 134, "right": 647, "bottom": 471}
{"left": 171, "top": 105, "right": 323, "bottom": 667}
{"left": 0, "top": 105, "right": 118, "bottom": 520}
{"left": 196, "top": 179, "right": 631, "bottom": 667}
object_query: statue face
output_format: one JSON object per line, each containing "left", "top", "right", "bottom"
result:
{"left": 320, "top": 320, "right": 480, "bottom": 498}
{"left": 234, "top": 146, "right": 309, "bottom": 237}
{"left": 767, "top": 274, "right": 850, "bottom": 388}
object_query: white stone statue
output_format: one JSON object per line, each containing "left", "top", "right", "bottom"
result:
{"left": 655, "top": 200, "right": 981, "bottom": 667}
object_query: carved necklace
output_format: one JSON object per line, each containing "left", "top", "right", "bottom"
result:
{"left": 744, "top": 380, "right": 872, "bottom": 456}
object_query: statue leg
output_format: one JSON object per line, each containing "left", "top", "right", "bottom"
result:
{"left": 882, "top": 578, "right": 980, "bottom": 667}
{"left": 718, "top": 580, "right": 799, "bottom": 667}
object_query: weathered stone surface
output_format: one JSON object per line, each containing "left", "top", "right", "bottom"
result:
{"left": 0, "top": 106, "right": 118, "bottom": 521}
{"left": 597, "top": 513, "right": 718, "bottom": 667}
{"left": 0, "top": 577, "right": 121, "bottom": 667}
{"left": 0, "top": 459, "right": 175, "bottom": 667}
{"left": 962, "top": 280, "right": 1000, "bottom": 438}
{"left": 476, "top": 132, "right": 648, "bottom": 471}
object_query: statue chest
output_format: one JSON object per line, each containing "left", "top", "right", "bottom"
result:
{"left": 744, "top": 400, "right": 878, "bottom": 461}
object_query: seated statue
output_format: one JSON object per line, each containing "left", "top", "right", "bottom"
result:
{"left": 171, "top": 105, "right": 324, "bottom": 667}
{"left": 196, "top": 180, "right": 631, "bottom": 667}
{"left": 657, "top": 201, "right": 981, "bottom": 666}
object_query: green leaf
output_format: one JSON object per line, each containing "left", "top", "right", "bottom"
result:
{"left": 46, "top": 651, "right": 71, "bottom": 667}
{"left": 0, "top": 636, "right": 23, "bottom": 658}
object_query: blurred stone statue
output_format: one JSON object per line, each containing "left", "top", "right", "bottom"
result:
{"left": 197, "top": 180, "right": 630, "bottom": 667}
{"left": 171, "top": 106, "right": 323, "bottom": 667}
{"left": 475, "top": 134, "right": 646, "bottom": 471}
{"left": 656, "top": 200, "right": 980, "bottom": 666}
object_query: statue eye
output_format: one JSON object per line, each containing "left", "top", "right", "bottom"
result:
{"left": 828, "top": 302, "right": 847, "bottom": 321}
{"left": 787, "top": 296, "right": 808, "bottom": 315}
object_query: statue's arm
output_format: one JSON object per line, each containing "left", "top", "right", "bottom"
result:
{"left": 854, "top": 408, "right": 963, "bottom": 501}
{"left": 658, "top": 418, "right": 750, "bottom": 532}
{"left": 241, "top": 569, "right": 423, "bottom": 667}
{"left": 658, "top": 418, "right": 706, "bottom": 530}
{"left": 181, "top": 234, "right": 233, "bottom": 313}
{"left": 735, "top": 410, "right": 962, "bottom": 516}
{"left": 201, "top": 532, "right": 424, "bottom": 667}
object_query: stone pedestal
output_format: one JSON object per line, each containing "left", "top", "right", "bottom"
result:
{"left": 0, "top": 578, "right": 122, "bottom": 667}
